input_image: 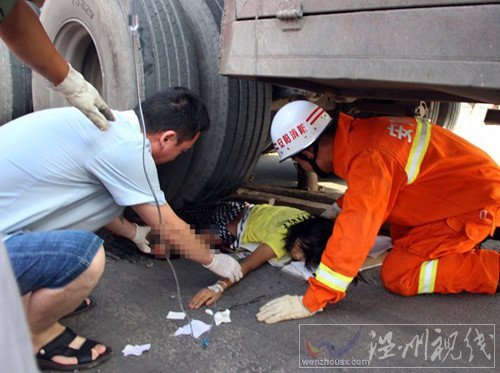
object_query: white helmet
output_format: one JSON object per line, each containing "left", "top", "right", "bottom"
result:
{"left": 271, "top": 100, "right": 332, "bottom": 161}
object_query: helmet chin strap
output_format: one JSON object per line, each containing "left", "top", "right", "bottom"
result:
{"left": 296, "top": 142, "right": 333, "bottom": 179}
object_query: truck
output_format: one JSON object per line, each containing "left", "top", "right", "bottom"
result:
{"left": 1, "top": 0, "right": 499, "bottom": 208}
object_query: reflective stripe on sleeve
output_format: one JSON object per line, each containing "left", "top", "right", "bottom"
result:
{"left": 405, "top": 118, "right": 432, "bottom": 184}
{"left": 315, "top": 263, "right": 354, "bottom": 293}
{"left": 418, "top": 259, "right": 438, "bottom": 294}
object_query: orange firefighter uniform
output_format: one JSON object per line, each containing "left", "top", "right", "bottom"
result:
{"left": 303, "top": 113, "right": 500, "bottom": 312}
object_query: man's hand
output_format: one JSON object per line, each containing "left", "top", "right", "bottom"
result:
{"left": 256, "top": 295, "right": 317, "bottom": 324}
{"left": 203, "top": 254, "right": 243, "bottom": 283}
{"left": 188, "top": 284, "right": 224, "bottom": 309}
{"left": 52, "top": 65, "right": 115, "bottom": 130}
{"left": 132, "top": 224, "right": 152, "bottom": 254}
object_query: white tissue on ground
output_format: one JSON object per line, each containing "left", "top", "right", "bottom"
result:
{"left": 122, "top": 343, "right": 151, "bottom": 356}
{"left": 174, "top": 319, "right": 212, "bottom": 339}
{"left": 214, "top": 309, "right": 231, "bottom": 326}
{"left": 166, "top": 311, "right": 186, "bottom": 320}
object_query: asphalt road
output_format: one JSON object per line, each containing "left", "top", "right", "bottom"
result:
{"left": 58, "top": 238, "right": 499, "bottom": 373}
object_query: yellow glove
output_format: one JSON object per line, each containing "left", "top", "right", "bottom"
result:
{"left": 256, "top": 295, "right": 318, "bottom": 324}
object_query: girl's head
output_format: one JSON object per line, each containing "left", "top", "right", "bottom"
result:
{"left": 285, "top": 216, "right": 334, "bottom": 270}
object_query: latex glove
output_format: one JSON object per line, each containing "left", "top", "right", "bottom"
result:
{"left": 52, "top": 65, "right": 115, "bottom": 130}
{"left": 203, "top": 254, "right": 243, "bottom": 283}
{"left": 256, "top": 295, "right": 317, "bottom": 324}
{"left": 132, "top": 224, "right": 152, "bottom": 254}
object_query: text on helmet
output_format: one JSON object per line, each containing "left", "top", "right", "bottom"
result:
{"left": 273, "top": 106, "right": 325, "bottom": 151}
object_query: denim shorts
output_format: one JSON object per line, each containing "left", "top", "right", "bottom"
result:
{"left": 4, "top": 231, "right": 103, "bottom": 295}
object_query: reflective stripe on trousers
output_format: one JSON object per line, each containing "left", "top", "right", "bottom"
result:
{"left": 418, "top": 259, "right": 438, "bottom": 294}
{"left": 315, "top": 262, "right": 354, "bottom": 293}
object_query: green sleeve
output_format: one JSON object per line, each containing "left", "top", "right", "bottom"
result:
{"left": 0, "top": 0, "right": 17, "bottom": 23}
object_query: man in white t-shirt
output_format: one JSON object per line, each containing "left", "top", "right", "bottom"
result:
{"left": 0, "top": 87, "right": 243, "bottom": 371}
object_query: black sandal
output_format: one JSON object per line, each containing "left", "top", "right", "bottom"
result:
{"left": 63, "top": 296, "right": 95, "bottom": 319}
{"left": 36, "top": 327, "right": 112, "bottom": 371}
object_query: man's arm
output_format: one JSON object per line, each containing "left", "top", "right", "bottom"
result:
{"left": 302, "top": 150, "right": 405, "bottom": 312}
{"left": 132, "top": 202, "right": 213, "bottom": 265}
{"left": 257, "top": 150, "right": 406, "bottom": 323}
{"left": 133, "top": 202, "right": 243, "bottom": 282}
{"left": 0, "top": 0, "right": 68, "bottom": 84}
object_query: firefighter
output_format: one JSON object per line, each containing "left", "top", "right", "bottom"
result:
{"left": 256, "top": 100, "right": 500, "bottom": 324}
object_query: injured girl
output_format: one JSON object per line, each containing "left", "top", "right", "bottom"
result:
{"left": 177, "top": 201, "right": 334, "bottom": 309}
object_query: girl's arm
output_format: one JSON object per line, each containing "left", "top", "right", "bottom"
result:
{"left": 189, "top": 244, "right": 275, "bottom": 309}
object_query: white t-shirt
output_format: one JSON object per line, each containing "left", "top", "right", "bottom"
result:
{"left": 0, "top": 107, "right": 166, "bottom": 234}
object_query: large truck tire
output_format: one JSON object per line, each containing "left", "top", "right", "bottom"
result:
{"left": 32, "top": 1, "right": 136, "bottom": 111}
{"left": 427, "top": 101, "right": 461, "bottom": 131}
{"left": 174, "top": 0, "right": 272, "bottom": 204}
{"left": 31, "top": 0, "right": 271, "bottom": 208}
{"left": 0, "top": 42, "right": 32, "bottom": 125}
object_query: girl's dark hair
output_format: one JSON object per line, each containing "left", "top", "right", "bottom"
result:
{"left": 285, "top": 216, "right": 334, "bottom": 270}
{"left": 135, "top": 86, "right": 210, "bottom": 142}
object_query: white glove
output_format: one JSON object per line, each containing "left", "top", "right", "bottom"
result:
{"left": 132, "top": 224, "right": 152, "bottom": 254}
{"left": 256, "top": 295, "right": 318, "bottom": 324}
{"left": 52, "top": 65, "right": 115, "bottom": 130}
{"left": 203, "top": 254, "right": 243, "bottom": 283}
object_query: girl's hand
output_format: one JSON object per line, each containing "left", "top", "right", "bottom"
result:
{"left": 189, "top": 288, "right": 223, "bottom": 309}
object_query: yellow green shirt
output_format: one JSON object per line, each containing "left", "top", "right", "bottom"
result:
{"left": 241, "top": 204, "right": 310, "bottom": 259}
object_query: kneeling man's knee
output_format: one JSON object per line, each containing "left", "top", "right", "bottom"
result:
{"left": 380, "top": 252, "right": 421, "bottom": 296}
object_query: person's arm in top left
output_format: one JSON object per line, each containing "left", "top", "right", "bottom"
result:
{"left": 0, "top": 0, "right": 114, "bottom": 129}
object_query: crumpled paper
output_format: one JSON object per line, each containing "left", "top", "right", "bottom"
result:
{"left": 174, "top": 319, "right": 211, "bottom": 339}
{"left": 122, "top": 343, "right": 151, "bottom": 356}
{"left": 214, "top": 309, "right": 231, "bottom": 326}
{"left": 166, "top": 311, "right": 186, "bottom": 320}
